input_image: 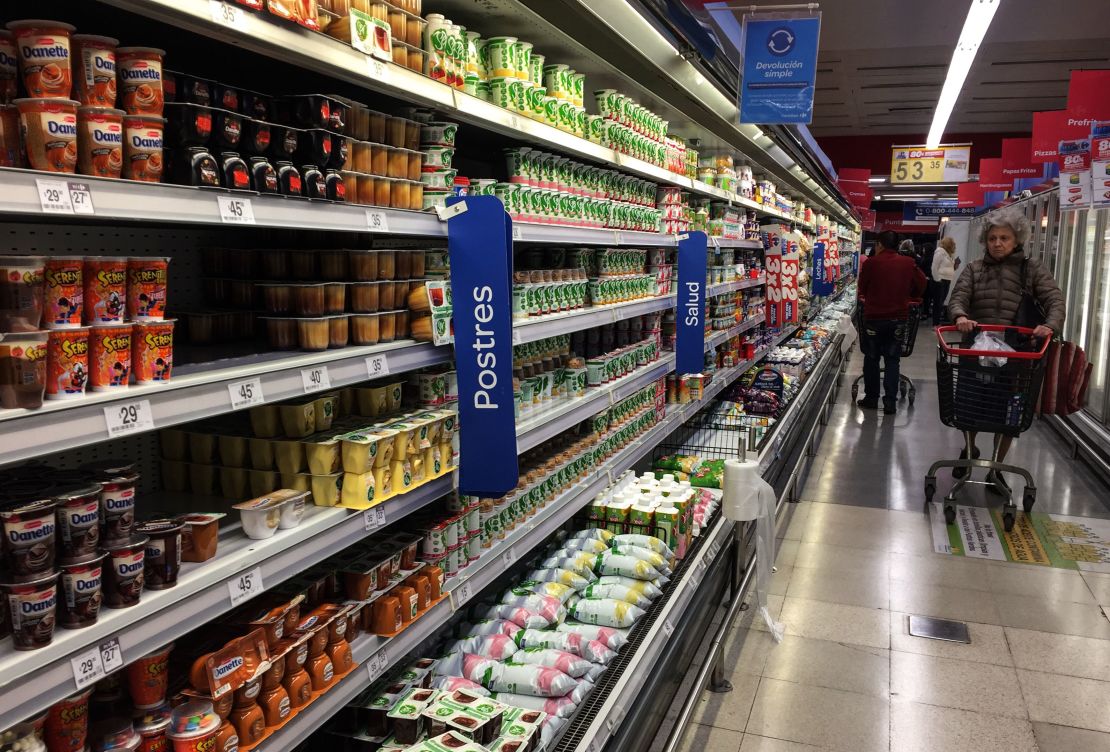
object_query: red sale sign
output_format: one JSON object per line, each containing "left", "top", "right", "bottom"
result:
{"left": 978, "top": 158, "right": 1012, "bottom": 191}
{"left": 838, "top": 180, "right": 873, "bottom": 208}
{"left": 1001, "top": 138, "right": 1040, "bottom": 179}
{"left": 957, "top": 182, "right": 984, "bottom": 208}
{"left": 1031, "top": 110, "right": 1088, "bottom": 163}
{"left": 1067, "top": 70, "right": 1110, "bottom": 123}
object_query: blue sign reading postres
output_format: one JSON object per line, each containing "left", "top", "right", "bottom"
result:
{"left": 445, "top": 195, "right": 519, "bottom": 497}
{"left": 676, "top": 231, "right": 708, "bottom": 376}
{"left": 740, "top": 14, "right": 821, "bottom": 124}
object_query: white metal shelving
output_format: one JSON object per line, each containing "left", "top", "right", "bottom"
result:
{"left": 707, "top": 275, "right": 767, "bottom": 297}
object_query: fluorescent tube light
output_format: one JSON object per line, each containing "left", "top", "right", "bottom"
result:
{"left": 868, "top": 177, "right": 887, "bottom": 184}
{"left": 926, "top": 0, "right": 1001, "bottom": 147}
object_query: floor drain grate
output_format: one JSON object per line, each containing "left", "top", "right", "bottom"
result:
{"left": 907, "top": 614, "right": 971, "bottom": 643}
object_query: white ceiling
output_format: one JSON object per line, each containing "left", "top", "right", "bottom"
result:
{"left": 806, "top": 0, "right": 1110, "bottom": 136}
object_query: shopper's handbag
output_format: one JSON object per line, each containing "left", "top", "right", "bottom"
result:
{"left": 1037, "top": 339, "right": 1092, "bottom": 415}
{"left": 1014, "top": 257, "right": 1048, "bottom": 328}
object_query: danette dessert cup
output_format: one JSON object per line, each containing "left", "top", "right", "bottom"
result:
{"left": 57, "top": 551, "right": 106, "bottom": 629}
{"left": 102, "top": 535, "right": 148, "bottom": 608}
{"left": 0, "top": 497, "right": 57, "bottom": 580}
{"left": 72, "top": 35, "right": 119, "bottom": 106}
{"left": 1, "top": 571, "right": 59, "bottom": 650}
{"left": 117, "top": 47, "right": 165, "bottom": 116}
{"left": 126, "top": 643, "right": 173, "bottom": 709}
{"left": 122, "top": 115, "right": 164, "bottom": 182}
{"left": 15, "top": 97, "right": 78, "bottom": 172}
{"left": 135, "top": 518, "right": 183, "bottom": 589}
{"left": 54, "top": 484, "right": 101, "bottom": 557}
{"left": 78, "top": 106, "right": 124, "bottom": 178}
{"left": 167, "top": 701, "right": 220, "bottom": 752}
{"left": 7, "top": 20, "right": 75, "bottom": 98}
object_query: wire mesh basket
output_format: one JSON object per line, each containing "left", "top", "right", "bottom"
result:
{"left": 855, "top": 300, "right": 922, "bottom": 357}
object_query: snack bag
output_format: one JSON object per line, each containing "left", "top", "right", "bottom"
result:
{"left": 511, "top": 647, "right": 591, "bottom": 678}
{"left": 582, "top": 582, "right": 651, "bottom": 609}
{"left": 593, "top": 551, "right": 664, "bottom": 580}
{"left": 555, "top": 621, "right": 629, "bottom": 650}
{"left": 594, "top": 575, "right": 663, "bottom": 600}
{"left": 569, "top": 598, "right": 645, "bottom": 629}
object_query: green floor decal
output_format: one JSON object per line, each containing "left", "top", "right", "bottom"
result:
{"left": 930, "top": 502, "right": 1110, "bottom": 572}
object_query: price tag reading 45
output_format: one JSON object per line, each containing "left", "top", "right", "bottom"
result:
{"left": 228, "top": 567, "right": 264, "bottom": 607}
{"left": 301, "top": 366, "right": 331, "bottom": 393}
{"left": 103, "top": 400, "right": 154, "bottom": 438}
{"left": 228, "top": 378, "right": 264, "bottom": 410}
{"left": 217, "top": 195, "right": 256, "bottom": 224}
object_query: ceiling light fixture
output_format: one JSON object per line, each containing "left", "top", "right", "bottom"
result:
{"left": 868, "top": 177, "right": 887, "bottom": 184}
{"left": 925, "top": 0, "right": 1001, "bottom": 148}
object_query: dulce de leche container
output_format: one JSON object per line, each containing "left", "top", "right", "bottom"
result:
{"left": 281, "top": 639, "right": 311, "bottom": 710}
{"left": 83, "top": 256, "right": 128, "bottom": 324}
{"left": 45, "top": 688, "right": 93, "bottom": 752}
{"left": 228, "top": 678, "right": 264, "bottom": 747}
{"left": 127, "top": 257, "right": 169, "bottom": 321}
{"left": 14, "top": 97, "right": 78, "bottom": 172}
{"left": 58, "top": 551, "right": 106, "bottom": 629}
{"left": 78, "top": 106, "right": 124, "bottom": 178}
{"left": 6, "top": 20, "right": 75, "bottom": 98}
{"left": 166, "top": 701, "right": 220, "bottom": 752}
{"left": 125, "top": 643, "right": 173, "bottom": 709}
{"left": 132, "top": 321, "right": 173, "bottom": 385}
{"left": 101, "top": 535, "right": 147, "bottom": 609}
{"left": 88, "top": 322, "right": 132, "bottom": 391}
{"left": 0, "top": 571, "right": 59, "bottom": 650}
{"left": 46, "top": 328, "right": 90, "bottom": 400}
{"left": 72, "top": 35, "right": 119, "bottom": 107}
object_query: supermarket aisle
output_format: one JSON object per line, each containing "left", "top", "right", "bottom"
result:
{"left": 675, "top": 337, "right": 1110, "bottom": 752}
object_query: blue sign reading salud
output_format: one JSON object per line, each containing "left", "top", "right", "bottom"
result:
{"left": 740, "top": 14, "right": 821, "bottom": 124}
{"left": 676, "top": 232, "right": 708, "bottom": 375}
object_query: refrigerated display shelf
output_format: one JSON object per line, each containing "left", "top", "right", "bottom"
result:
{"left": 707, "top": 275, "right": 767, "bottom": 297}
{"left": 511, "top": 222, "right": 674, "bottom": 246}
{"left": 89, "top": 0, "right": 833, "bottom": 223}
{"left": 513, "top": 294, "right": 676, "bottom": 344}
{"left": 710, "top": 237, "right": 764, "bottom": 250}
{"left": 704, "top": 314, "right": 764, "bottom": 352}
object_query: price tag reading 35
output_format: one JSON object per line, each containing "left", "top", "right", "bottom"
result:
{"left": 228, "top": 568, "right": 264, "bottom": 606}
{"left": 103, "top": 400, "right": 154, "bottom": 438}
{"left": 366, "top": 210, "right": 390, "bottom": 232}
{"left": 363, "top": 506, "right": 387, "bottom": 531}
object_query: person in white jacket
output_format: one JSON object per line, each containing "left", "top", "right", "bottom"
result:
{"left": 930, "top": 236, "right": 960, "bottom": 325}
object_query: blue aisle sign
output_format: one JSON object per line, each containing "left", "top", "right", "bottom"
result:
{"left": 903, "top": 201, "right": 978, "bottom": 221}
{"left": 445, "top": 196, "right": 519, "bottom": 497}
{"left": 811, "top": 242, "right": 833, "bottom": 296}
{"left": 676, "top": 231, "right": 708, "bottom": 375}
{"left": 740, "top": 14, "right": 821, "bottom": 124}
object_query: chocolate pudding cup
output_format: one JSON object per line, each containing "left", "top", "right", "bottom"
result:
{"left": 1, "top": 571, "right": 59, "bottom": 650}
{"left": 58, "top": 551, "right": 106, "bottom": 629}
{"left": 0, "top": 498, "right": 58, "bottom": 580}
{"left": 102, "top": 535, "right": 148, "bottom": 608}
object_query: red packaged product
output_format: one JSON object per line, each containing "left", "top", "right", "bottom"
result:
{"left": 45, "top": 688, "right": 93, "bottom": 752}
{"left": 89, "top": 322, "right": 132, "bottom": 391}
{"left": 127, "top": 257, "right": 169, "bottom": 321}
{"left": 132, "top": 320, "right": 173, "bottom": 384}
{"left": 46, "top": 327, "right": 89, "bottom": 399}
{"left": 84, "top": 257, "right": 127, "bottom": 324}
{"left": 43, "top": 256, "right": 83, "bottom": 329}
{"left": 116, "top": 47, "right": 165, "bottom": 116}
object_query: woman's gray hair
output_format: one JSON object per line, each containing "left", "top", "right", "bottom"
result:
{"left": 899, "top": 239, "right": 915, "bottom": 252}
{"left": 979, "top": 206, "right": 1031, "bottom": 248}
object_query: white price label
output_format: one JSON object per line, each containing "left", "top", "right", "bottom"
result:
{"left": 677, "top": 233, "right": 690, "bottom": 241}
{"left": 71, "top": 639, "right": 124, "bottom": 691}
{"left": 209, "top": 0, "right": 245, "bottom": 28}
{"left": 609, "top": 308, "right": 619, "bottom": 323}
{"left": 366, "top": 210, "right": 390, "bottom": 232}
{"left": 613, "top": 231, "right": 624, "bottom": 245}
{"left": 69, "top": 183, "right": 95, "bottom": 214}
{"left": 99, "top": 638, "right": 124, "bottom": 674}
{"left": 36, "top": 179, "right": 73, "bottom": 214}
{"left": 501, "top": 547, "right": 516, "bottom": 568}
{"left": 366, "top": 648, "right": 390, "bottom": 682}
{"left": 363, "top": 505, "right": 387, "bottom": 531}
{"left": 301, "top": 366, "right": 331, "bottom": 393}
{"left": 512, "top": 329, "right": 523, "bottom": 344}
{"left": 368, "top": 57, "right": 388, "bottom": 78}
{"left": 662, "top": 620, "right": 674, "bottom": 635}
{"left": 511, "top": 224, "right": 522, "bottom": 240}
{"left": 454, "top": 580, "right": 473, "bottom": 608}
{"left": 217, "top": 195, "right": 256, "bottom": 224}
{"left": 103, "top": 400, "right": 154, "bottom": 438}
{"left": 366, "top": 354, "right": 390, "bottom": 377}
{"left": 228, "top": 567, "right": 264, "bottom": 606}
{"left": 228, "top": 378, "right": 264, "bottom": 410}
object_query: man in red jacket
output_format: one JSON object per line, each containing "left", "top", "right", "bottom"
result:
{"left": 857, "top": 230, "right": 927, "bottom": 414}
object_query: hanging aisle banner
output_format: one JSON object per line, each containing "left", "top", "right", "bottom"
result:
{"left": 739, "top": 12, "right": 821, "bottom": 124}
{"left": 1090, "top": 121, "right": 1110, "bottom": 209}
{"left": 445, "top": 196, "right": 519, "bottom": 497}
{"left": 1058, "top": 139, "right": 1092, "bottom": 211}
{"left": 811, "top": 242, "right": 833, "bottom": 296}
{"left": 676, "top": 231, "right": 708, "bottom": 375}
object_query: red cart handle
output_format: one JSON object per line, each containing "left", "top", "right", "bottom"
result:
{"left": 934, "top": 324, "right": 1050, "bottom": 359}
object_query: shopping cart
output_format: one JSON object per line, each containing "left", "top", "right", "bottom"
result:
{"left": 850, "top": 300, "right": 921, "bottom": 406}
{"left": 924, "top": 325, "right": 1050, "bottom": 532}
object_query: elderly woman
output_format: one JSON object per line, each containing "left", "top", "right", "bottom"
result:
{"left": 946, "top": 206, "right": 1065, "bottom": 491}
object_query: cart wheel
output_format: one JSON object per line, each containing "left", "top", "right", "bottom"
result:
{"left": 899, "top": 382, "right": 908, "bottom": 399}
{"left": 1003, "top": 511, "right": 1016, "bottom": 532}
{"left": 851, "top": 383, "right": 859, "bottom": 399}
{"left": 908, "top": 388, "right": 916, "bottom": 406}
{"left": 944, "top": 505, "right": 956, "bottom": 525}
{"left": 924, "top": 480, "right": 935, "bottom": 505}
{"left": 1023, "top": 490, "right": 1036, "bottom": 514}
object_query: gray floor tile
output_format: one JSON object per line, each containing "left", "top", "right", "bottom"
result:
{"left": 739, "top": 735, "right": 823, "bottom": 752}
{"left": 986, "top": 565, "right": 1096, "bottom": 604}
{"left": 676, "top": 722, "right": 745, "bottom": 752}
{"left": 994, "top": 592, "right": 1110, "bottom": 639}
{"left": 721, "top": 627, "right": 778, "bottom": 678}
{"left": 746, "top": 678, "right": 889, "bottom": 752}
{"left": 690, "top": 671, "right": 761, "bottom": 732}
{"left": 1083, "top": 571, "right": 1110, "bottom": 605}
{"left": 792, "top": 541, "right": 889, "bottom": 577}
{"left": 889, "top": 551, "right": 993, "bottom": 591}
{"left": 785, "top": 565, "right": 889, "bottom": 609}
{"left": 761, "top": 635, "right": 889, "bottom": 698}
{"left": 1005, "top": 627, "right": 1110, "bottom": 681}
{"left": 889, "top": 611, "right": 1013, "bottom": 666}
{"left": 890, "top": 651, "right": 1026, "bottom": 718}
{"left": 890, "top": 700, "right": 1039, "bottom": 752}
{"left": 1018, "top": 669, "right": 1110, "bottom": 733}
{"left": 1033, "top": 722, "right": 1110, "bottom": 752}
{"left": 889, "top": 580, "right": 1003, "bottom": 624}
{"left": 779, "top": 596, "right": 890, "bottom": 649}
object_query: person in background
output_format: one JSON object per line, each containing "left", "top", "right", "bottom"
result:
{"left": 857, "top": 230, "right": 928, "bottom": 414}
{"left": 947, "top": 206, "right": 1065, "bottom": 491}
{"left": 919, "top": 242, "right": 937, "bottom": 320}
{"left": 930, "top": 236, "right": 960, "bottom": 325}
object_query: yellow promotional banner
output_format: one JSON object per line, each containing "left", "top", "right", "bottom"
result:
{"left": 890, "top": 144, "right": 972, "bottom": 184}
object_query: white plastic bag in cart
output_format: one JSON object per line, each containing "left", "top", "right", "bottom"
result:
{"left": 511, "top": 647, "right": 592, "bottom": 678}
{"left": 527, "top": 568, "right": 592, "bottom": 591}
{"left": 594, "top": 575, "right": 663, "bottom": 600}
{"left": 486, "top": 662, "right": 578, "bottom": 697}
{"left": 611, "top": 533, "right": 673, "bottom": 559}
{"left": 581, "top": 582, "right": 651, "bottom": 609}
{"left": 569, "top": 597, "right": 645, "bottom": 629}
{"left": 837, "top": 313, "right": 857, "bottom": 353}
{"left": 973, "top": 330, "right": 1015, "bottom": 367}
{"left": 593, "top": 551, "right": 665, "bottom": 581}
{"left": 493, "top": 692, "right": 577, "bottom": 719}
{"left": 556, "top": 621, "right": 629, "bottom": 651}
{"left": 722, "top": 459, "right": 785, "bottom": 642}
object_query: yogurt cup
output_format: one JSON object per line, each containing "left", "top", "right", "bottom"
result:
{"left": 72, "top": 35, "right": 118, "bottom": 107}
{"left": 132, "top": 320, "right": 174, "bottom": 384}
{"left": 1, "top": 571, "right": 59, "bottom": 650}
{"left": 94, "top": 470, "right": 138, "bottom": 543}
{"left": 125, "top": 643, "right": 174, "bottom": 709}
{"left": 7, "top": 20, "right": 75, "bottom": 98}
{"left": 43, "top": 255, "right": 85, "bottom": 329}
{"left": 127, "top": 257, "right": 169, "bottom": 322}
{"left": 58, "top": 551, "right": 106, "bottom": 629}
{"left": 233, "top": 490, "right": 297, "bottom": 539}
{"left": 54, "top": 484, "right": 101, "bottom": 557}
{"left": 116, "top": 47, "right": 165, "bottom": 116}
{"left": 83, "top": 256, "right": 127, "bottom": 324}
{"left": 102, "top": 535, "right": 148, "bottom": 609}
{"left": 122, "top": 115, "right": 164, "bottom": 182}
{"left": 45, "top": 689, "right": 93, "bottom": 752}
{"left": 14, "top": 97, "right": 78, "bottom": 172}
{"left": 0, "top": 498, "right": 57, "bottom": 580}
{"left": 135, "top": 518, "right": 183, "bottom": 590}
{"left": 88, "top": 322, "right": 132, "bottom": 391}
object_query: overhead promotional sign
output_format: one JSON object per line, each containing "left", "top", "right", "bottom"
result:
{"left": 957, "top": 182, "right": 985, "bottom": 208}
{"left": 1091, "top": 122, "right": 1110, "bottom": 209}
{"left": 1031, "top": 110, "right": 1087, "bottom": 163}
{"left": 1067, "top": 70, "right": 1110, "bottom": 124}
{"left": 1001, "top": 138, "right": 1041, "bottom": 179}
{"left": 978, "top": 158, "right": 1013, "bottom": 191}
{"left": 890, "top": 143, "right": 971, "bottom": 184}
{"left": 675, "top": 232, "right": 708, "bottom": 375}
{"left": 860, "top": 208, "right": 877, "bottom": 230}
{"left": 902, "top": 201, "right": 978, "bottom": 221}
{"left": 838, "top": 180, "right": 872, "bottom": 208}
{"left": 1058, "top": 139, "right": 1092, "bottom": 211}
{"left": 739, "top": 13, "right": 821, "bottom": 124}
{"left": 445, "top": 195, "right": 519, "bottom": 497}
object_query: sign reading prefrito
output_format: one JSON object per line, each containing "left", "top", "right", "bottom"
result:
{"left": 890, "top": 144, "right": 971, "bottom": 184}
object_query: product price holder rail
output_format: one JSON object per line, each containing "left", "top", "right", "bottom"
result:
{"left": 512, "top": 295, "right": 677, "bottom": 345}
{"left": 0, "top": 340, "right": 449, "bottom": 467}
{"left": 95, "top": 0, "right": 828, "bottom": 220}
{"left": 704, "top": 315, "right": 764, "bottom": 352}
{"left": 707, "top": 275, "right": 767, "bottom": 298}
{"left": 0, "top": 473, "right": 454, "bottom": 730}
{"left": 252, "top": 350, "right": 769, "bottom": 752}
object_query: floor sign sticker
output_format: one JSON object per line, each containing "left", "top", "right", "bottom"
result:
{"left": 930, "top": 504, "right": 1110, "bottom": 572}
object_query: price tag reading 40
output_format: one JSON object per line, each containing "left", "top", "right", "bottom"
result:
{"left": 301, "top": 365, "right": 331, "bottom": 393}
{"left": 103, "top": 400, "right": 154, "bottom": 438}
{"left": 228, "top": 568, "right": 264, "bottom": 607}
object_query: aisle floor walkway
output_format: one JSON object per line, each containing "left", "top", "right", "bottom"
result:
{"left": 677, "top": 331, "right": 1110, "bottom": 752}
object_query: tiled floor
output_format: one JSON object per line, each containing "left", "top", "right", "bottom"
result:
{"left": 676, "top": 337, "right": 1110, "bottom": 751}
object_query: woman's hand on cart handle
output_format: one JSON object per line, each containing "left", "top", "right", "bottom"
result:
{"left": 1032, "top": 324, "right": 1054, "bottom": 341}
{"left": 955, "top": 316, "right": 977, "bottom": 334}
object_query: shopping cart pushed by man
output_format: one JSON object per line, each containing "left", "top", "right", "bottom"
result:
{"left": 851, "top": 299, "right": 922, "bottom": 406}
{"left": 924, "top": 324, "right": 1050, "bottom": 532}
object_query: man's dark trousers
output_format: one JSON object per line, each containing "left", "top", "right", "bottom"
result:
{"left": 862, "top": 318, "right": 905, "bottom": 402}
